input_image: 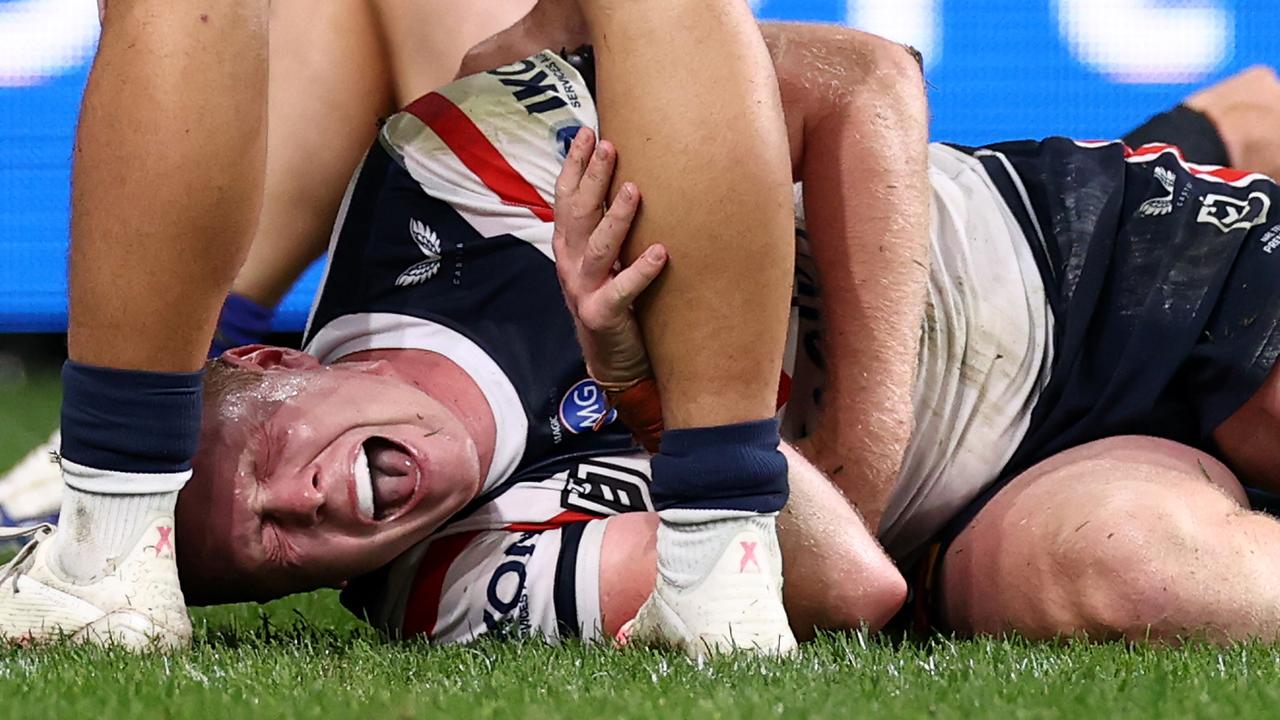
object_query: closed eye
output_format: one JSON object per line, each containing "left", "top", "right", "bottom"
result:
{"left": 261, "top": 519, "right": 302, "bottom": 569}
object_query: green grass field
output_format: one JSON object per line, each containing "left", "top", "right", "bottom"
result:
{"left": 3, "top": 369, "right": 1280, "bottom": 719}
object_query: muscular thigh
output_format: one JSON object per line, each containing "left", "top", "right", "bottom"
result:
{"left": 939, "top": 436, "right": 1248, "bottom": 639}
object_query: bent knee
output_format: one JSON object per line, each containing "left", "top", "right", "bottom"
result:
{"left": 946, "top": 438, "right": 1249, "bottom": 641}
{"left": 1042, "top": 482, "right": 1239, "bottom": 639}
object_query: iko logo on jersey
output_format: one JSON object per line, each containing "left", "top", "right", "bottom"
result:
{"left": 1198, "top": 192, "right": 1272, "bottom": 233}
{"left": 558, "top": 379, "right": 618, "bottom": 434}
{"left": 488, "top": 52, "right": 582, "bottom": 117}
{"left": 562, "top": 460, "right": 653, "bottom": 516}
{"left": 395, "top": 219, "right": 443, "bottom": 287}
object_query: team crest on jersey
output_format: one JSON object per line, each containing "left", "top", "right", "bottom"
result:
{"left": 395, "top": 219, "right": 443, "bottom": 287}
{"left": 1198, "top": 192, "right": 1271, "bottom": 233}
{"left": 558, "top": 379, "right": 617, "bottom": 434}
{"left": 562, "top": 460, "right": 653, "bottom": 515}
{"left": 1137, "top": 167, "right": 1176, "bottom": 217}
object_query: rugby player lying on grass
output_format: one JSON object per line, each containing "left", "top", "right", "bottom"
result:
{"left": 169, "top": 21, "right": 929, "bottom": 643}
{"left": 5, "top": 0, "right": 832, "bottom": 655}
{"left": 166, "top": 12, "right": 1280, "bottom": 646}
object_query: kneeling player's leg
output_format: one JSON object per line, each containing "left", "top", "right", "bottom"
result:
{"left": 574, "top": 0, "right": 797, "bottom": 655}
{"left": 941, "top": 436, "right": 1280, "bottom": 643}
{"left": 215, "top": 0, "right": 393, "bottom": 354}
{"left": 0, "top": 0, "right": 268, "bottom": 647}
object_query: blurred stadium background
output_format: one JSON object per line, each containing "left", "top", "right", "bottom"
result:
{"left": 0, "top": 0, "right": 1275, "bottom": 334}
{"left": 0, "top": 5, "right": 1278, "bottom": 716}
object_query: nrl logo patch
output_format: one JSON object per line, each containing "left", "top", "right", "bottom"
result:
{"left": 562, "top": 460, "right": 653, "bottom": 515}
{"left": 395, "top": 219, "right": 442, "bottom": 287}
{"left": 1197, "top": 192, "right": 1271, "bottom": 233}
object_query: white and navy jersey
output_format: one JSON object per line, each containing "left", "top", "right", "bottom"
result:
{"left": 964, "top": 139, "right": 1280, "bottom": 478}
{"left": 304, "top": 50, "right": 638, "bottom": 494}
{"left": 304, "top": 50, "right": 655, "bottom": 645}
{"left": 933, "top": 138, "right": 1280, "bottom": 540}
{"left": 316, "top": 49, "right": 812, "bottom": 644}
{"left": 341, "top": 453, "right": 653, "bottom": 644}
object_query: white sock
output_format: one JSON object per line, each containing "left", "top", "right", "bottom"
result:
{"left": 654, "top": 509, "right": 778, "bottom": 588}
{"left": 48, "top": 485, "right": 177, "bottom": 583}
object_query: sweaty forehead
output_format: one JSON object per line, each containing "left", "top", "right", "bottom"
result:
{"left": 213, "top": 369, "right": 330, "bottom": 424}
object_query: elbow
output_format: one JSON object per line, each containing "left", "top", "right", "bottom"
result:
{"left": 857, "top": 32, "right": 927, "bottom": 92}
{"left": 803, "top": 31, "right": 929, "bottom": 145}
{"left": 847, "top": 36, "right": 929, "bottom": 128}
{"left": 810, "top": 554, "right": 908, "bottom": 635}
{"left": 856, "top": 557, "right": 909, "bottom": 633}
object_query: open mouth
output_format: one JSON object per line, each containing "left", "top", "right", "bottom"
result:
{"left": 352, "top": 436, "right": 420, "bottom": 521}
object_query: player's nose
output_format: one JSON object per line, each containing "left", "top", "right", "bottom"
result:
{"left": 264, "top": 471, "right": 325, "bottom": 526}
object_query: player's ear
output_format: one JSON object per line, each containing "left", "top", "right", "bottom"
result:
{"left": 218, "top": 345, "right": 323, "bottom": 371}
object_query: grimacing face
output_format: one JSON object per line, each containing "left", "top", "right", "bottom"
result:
{"left": 176, "top": 346, "right": 483, "bottom": 604}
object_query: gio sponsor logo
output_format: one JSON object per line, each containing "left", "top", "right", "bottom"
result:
{"left": 395, "top": 219, "right": 442, "bottom": 287}
{"left": 558, "top": 379, "right": 617, "bottom": 435}
{"left": 1198, "top": 192, "right": 1272, "bottom": 233}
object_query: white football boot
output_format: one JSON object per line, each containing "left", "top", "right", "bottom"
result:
{"left": 0, "top": 514, "right": 192, "bottom": 649}
{"left": 0, "top": 429, "right": 64, "bottom": 535}
{"left": 618, "top": 512, "right": 797, "bottom": 659}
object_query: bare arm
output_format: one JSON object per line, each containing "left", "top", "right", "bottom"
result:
{"left": 1185, "top": 65, "right": 1280, "bottom": 179}
{"left": 765, "top": 24, "right": 931, "bottom": 527}
{"left": 551, "top": 132, "right": 905, "bottom": 641}
{"left": 598, "top": 444, "right": 906, "bottom": 640}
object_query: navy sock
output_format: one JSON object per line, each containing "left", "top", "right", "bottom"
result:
{"left": 210, "top": 292, "right": 275, "bottom": 358}
{"left": 60, "top": 361, "right": 203, "bottom": 478}
{"left": 649, "top": 418, "right": 789, "bottom": 513}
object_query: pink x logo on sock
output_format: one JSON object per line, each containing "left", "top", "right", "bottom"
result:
{"left": 739, "top": 541, "right": 760, "bottom": 573}
{"left": 154, "top": 526, "right": 174, "bottom": 555}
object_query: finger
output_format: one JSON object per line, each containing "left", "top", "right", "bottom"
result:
{"left": 554, "top": 127, "right": 595, "bottom": 203}
{"left": 575, "top": 139, "right": 616, "bottom": 220}
{"left": 552, "top": 225, "right": 570, "bottom": 268}
{"left": 608, "top": 244, "right": 668, "bottom": 308}
{"left": 581, "top": 182, "right": 639, "bottom": 283}
{"left": 552, "top": 226, "right": 583, "bottom": 302}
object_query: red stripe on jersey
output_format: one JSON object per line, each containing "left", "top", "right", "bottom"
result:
{"left": 402, "top": 530, "right": 483, "bottom": 639}
{"left": 504, "top": 510, "right": 601, "bottom": 532}
{"left": 1124, "top": 142, "right": 1260, "bottom": 184}
{"left": 1123, "top": 142, "right": 1183, "bottom": 159}
{"left": 405, "top": 92, "right": 556, "bottom": 222}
